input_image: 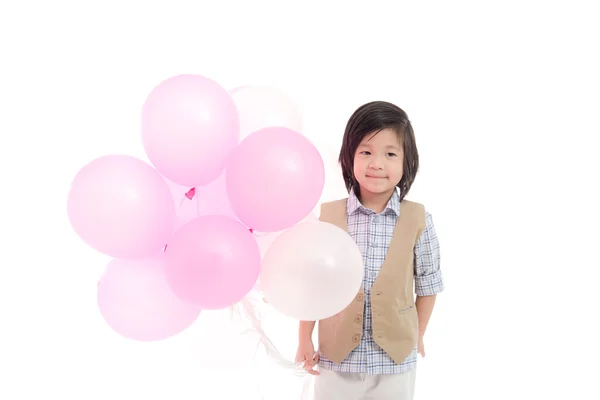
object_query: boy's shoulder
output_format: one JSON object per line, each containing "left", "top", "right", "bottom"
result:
{"left": 401, "top": 198, "right": 426, "bottom": 212}
{"left": 318, "top": 198, "right": 348, "bottom": 215}
{"left": 320, "top": 198, "right": 348, "bottom": 207}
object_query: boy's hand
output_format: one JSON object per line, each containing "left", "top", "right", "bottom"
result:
{"left": 418, "top": 336, "right": 425, "bottom": 357}
{"left": 296, "top": 339, "right": 320, "bottom": 375}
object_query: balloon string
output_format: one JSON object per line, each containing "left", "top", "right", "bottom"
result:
{"left": 231, "top": 291, "right": 313, "bottom": 400}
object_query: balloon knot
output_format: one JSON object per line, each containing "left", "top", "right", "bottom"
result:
{"left": 185, "top": 187, "right": 196, "bottom": 199}
{"left": 249, "top": 228, "right": 254, "bottom": 233}
{"left": 163, "top": 244, "right": 168, "bottom": 252}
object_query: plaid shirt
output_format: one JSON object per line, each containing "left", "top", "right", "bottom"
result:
{"left": 318, "top": 188, "right": 444, "bottom": 374}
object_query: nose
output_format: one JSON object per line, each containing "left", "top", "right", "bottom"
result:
{"left": 368, "top": 156, "right": 384, "bottom": 169}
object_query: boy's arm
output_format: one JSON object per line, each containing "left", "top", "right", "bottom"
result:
{"left": 299, "top": 320, "right": 316, "bottom": 342}
{"left": 415, "top": 294, "right": 436, "bottom": 337}
{"left": 414, "top": 210, "right": 444, "bottom": 338}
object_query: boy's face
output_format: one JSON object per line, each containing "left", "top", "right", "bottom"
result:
{"left": 353, "top": 128, "right": 404, "bottom": 196}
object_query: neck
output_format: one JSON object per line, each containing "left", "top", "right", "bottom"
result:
{"left": 356, "top": 188, "right": 395, "bottom": 214}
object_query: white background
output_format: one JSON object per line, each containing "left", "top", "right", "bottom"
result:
{"left": 1, "top": 0, "right": 599, "bottom": 399}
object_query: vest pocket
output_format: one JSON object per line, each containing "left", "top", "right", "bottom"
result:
{"left": 394, "top": 304, "right": 418, "bottom": 341}
{"left": 397, "top": 305, "right": 414, "bottom": 313}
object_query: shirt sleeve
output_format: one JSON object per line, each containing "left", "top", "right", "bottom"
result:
{"left": 414, "top": 210, "right": 445, "bottom": 296}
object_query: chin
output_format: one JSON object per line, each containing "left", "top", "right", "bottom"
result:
{"left": 360, "top": 183, "right": 394, "bottom": 195}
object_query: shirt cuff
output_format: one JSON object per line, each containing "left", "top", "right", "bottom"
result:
{"left": 415, "top": 269, "right": 444, "bottom": 296}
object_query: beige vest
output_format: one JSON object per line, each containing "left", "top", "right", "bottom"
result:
{"left": 317, "top": 197, "right": 426, "bottom": 364}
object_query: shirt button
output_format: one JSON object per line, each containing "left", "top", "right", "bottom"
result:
{"left": 352, "top": 334, "right": 360, "bottom": 343}
{"left": 356, "top": 293, "right": 363, "bottom": 301}
{"left": 354, "top": 315, "right": 362, "bottom": 323}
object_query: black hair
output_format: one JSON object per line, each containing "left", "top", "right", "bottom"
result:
{"left": 338, "top": 101, "right": 419, "bottom": 202}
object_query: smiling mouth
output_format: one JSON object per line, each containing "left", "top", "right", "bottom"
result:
{"left": 366, "top": 175, "right": 387, "bottom": 179}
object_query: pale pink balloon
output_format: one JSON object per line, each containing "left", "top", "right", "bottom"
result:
{"left": 164, "top": 215, "right": 261, "bottom": 309}
{"left": 141, "top": 74, "right": 240, "bottom": 187}
{"left": 97, "top": 254, "right": 202, "bottom": 341}
{"left": 260, "top": 221, "right": 364, "bottom": 321}
{"left": 164, "top": 170, "right": 237, "bottom": 224}
{"left": 228, "top": 85, "right": 250, "bottom": 95}
{"left": 225, "top": 127, "right": 325, "bottom": 232}
{"left": 67, "top": 155, "right": 175, "bottom": 259}
{"left": 230, "top": 85, "right": 302, "bottom": 140}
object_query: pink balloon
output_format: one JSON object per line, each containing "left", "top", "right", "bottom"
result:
{"left": 97, "top": 254, "right": 202, "bottom": 341}
{"left": 164, "top": 215, "right": 260, "bottom": 309}
{"left": 67, "top": 155, "right": 175, "bottom": 259}
{"left": 225, "top": 127, "right": 325, "bottom": 232}
{"left": 141, "top": 74, "right": 240, "bottom": 187}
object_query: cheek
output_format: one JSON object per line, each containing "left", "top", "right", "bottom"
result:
{"left": 353, "top": 159, "right": 364, "bottom": 175}
{"left": 390, "top": 162, "right": 404, "bottom": 180}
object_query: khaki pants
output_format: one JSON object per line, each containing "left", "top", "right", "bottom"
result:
{"left": 313, "top": 367, "right": 416, "bottom": 400}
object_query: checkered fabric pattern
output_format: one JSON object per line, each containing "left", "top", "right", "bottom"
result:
{"left": 318, "top": 188, "right": 444, "bottom": 374}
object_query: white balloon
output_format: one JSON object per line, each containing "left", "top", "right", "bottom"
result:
{"left": 230, "top": 86, "right": 303, "bottom": 139}
{"left": 260, "top": 221, "right": 364, "bottom": 321}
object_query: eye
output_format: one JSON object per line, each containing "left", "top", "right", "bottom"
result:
{"left": 360, "top": 151, "right": 371, "bottom": 155}
{"left": 387, "top": 153, "right": 397, "bottom": 157}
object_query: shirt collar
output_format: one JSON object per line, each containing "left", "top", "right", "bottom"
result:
{"left": 347, "top": 187, "right": 400, "bottom": 216}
